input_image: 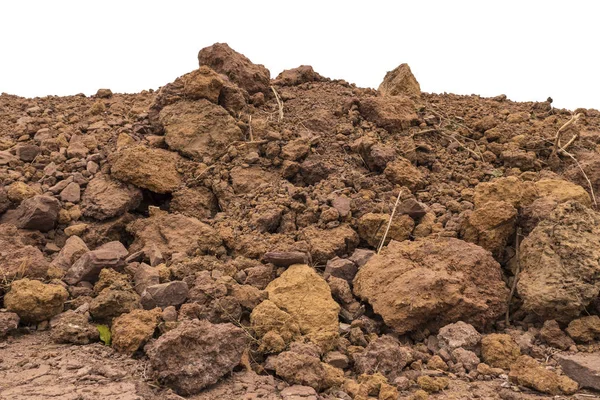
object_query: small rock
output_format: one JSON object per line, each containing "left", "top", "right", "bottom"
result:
{"left": 481, "top": 334, "right": 521, "bottom": 370}
{"left": 133, "top": 263, "right": 160, "bottom": 295}
{"left": 111, "top": 308, "right": 161, "bottom": 355}
{"left": 60, "top": 182, "right": 81, "bottom": 203}
{"left": 539, "top": 320, "right": 575, "bottom": 350}
{"left": 50, "top": 310, "right": 98, "bottom": 344}
{"left": 558, "top": 353, "right": 600, "bottom": 391}
{"left": 437, "top": 321, "right": 482, "bottom": 351}
{"left": 96, "top": 88, "right": 113, "bottom": 98}
{"left": 324, "top": 257, "right": 358, "bottom": 282}
{"left": 1, "top": 195, "right": 60, "bottom": 232}
{"left": 0, "top": 311, "right": 20, "bottom": 337}
{"left": 417, "top": 376, "right": 449, "bottom": 393}
{"left": 509, "top": 355, "right": 578, "bottom": 395}
{"left": 64, "top": 241, "right": 128, "bottom": 284}
{"left": 566, "top": 315, "right": 600, "bottom": 343}
{"left": 141, "top": 281, "right": 189, "bottom": 309}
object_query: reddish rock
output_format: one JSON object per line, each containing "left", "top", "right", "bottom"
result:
{"left": 378, "top": 63, "right": 421, "bottom": 98}
{"left": 140, "top": 281, "right": 189, "bottom": 309}
{"left": 82, "top": 174, "right": 142, "bottom": 220}
{"left": 358, "top": 96, "right": 418, "bottom": 133}
{"left": 198, "top": 42, "right": 271, "bottom": 95}
{"left": 146, "top": 319, "right": 248, "bottom": 395}
{"left": 64, "top": 241, "right": 128, "bottom": 284}
{"left": 1, "top": 195, "right": 60, "bottom": 232}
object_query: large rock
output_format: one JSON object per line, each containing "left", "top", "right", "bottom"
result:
{"left": 111, "top": 146, "right": 182, "bottom": 193}
{"left": 0, "top": 224, "right": 49, "bottom": 279}
{"left": 160, "top": 100, "right": 243, "bottom": 163}
{"left": 146, "top": 319, "right": 248, "bottom": 395}
{"left": 263, "top": 264, "right": 340, "bottom": 350}
{"left": 509, "top": 355, "right": 578, "bottom": 395}
{"left": 1, "top": 195, "right": 60, "bottom": 232}
{"left": 64, "top": 241, "right": 128, "bottom": 284}
{"left": 140, "top": 281, "right": 189, "bottom": 309}
{"left": 353, "top": 335, "right": 412, "bottom": 380}
{"left": 353, "top": 238, "right": 508, "bottom": 334}
{"left": 378, "top": 63, "right": 421, "bottom": 98}
{"left": 82, "top": 174, "right": 142, "bottom": 220}
{"left": 558, "top": 353, "right": 600, "bottom": 391}
{"left": 198, "top": 42, "right": 270, "bottom": 95}
{"left": 358, "top": 96, "right": 419, "bottom": 133}
{"left": 460, "top": 200, "right": 517, "bottom": 258}
{"left": 127, "top": 208, "right": 222, "bottom": 257}
{"left": 111, "top": 308, "right": 161, "bottom": 355}
{"left": 357, "top": 212, "right": 414, "bottom": 248}
{"left": 4, "top": 279, "right": 68, "bottom": 323}
{"left": 517, "top": 201, "right": 600, "bottom": 321}
{"left": 301, "top": 225, "right": 359, "bottom": 265}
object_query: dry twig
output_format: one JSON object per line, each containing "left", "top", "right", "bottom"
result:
{"left": 377, "top": 189, "right": 405, "bottom": 254}
{"left": 270, "top": 86, "right": 284, "bottom": 122}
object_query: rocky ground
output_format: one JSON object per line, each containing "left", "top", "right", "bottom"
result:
{"left": 2, "top": 43, "right": 600, "bottom": 399}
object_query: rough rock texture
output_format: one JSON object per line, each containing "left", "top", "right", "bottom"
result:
{"left": 273, "top": 351, "right": 344, "bottom": 391}
{"left": 517, "top": 201, "right": 600, "bottom": 321}
{"left": 64, "top": 241, "right": 128, "bottom": 284}
{"left": 111, "top": 145, "right": 182, "bottom": 193}
{"left": 127, "top": 208, "right": 223, "bottom": 257}
{"left": 0, "top": 224, "right": 49, "bottom": 279}
{"left": 275, "top": 65, "right": 324, "bottom": 86}
{"left": 558, "top": 353, "right": 600, "bottom": 391}
{"left": 146, "top": 319, "right": 248, "bottom": 395}
{"left": 481, "top": 333, "right": 521, "bottom": 370}
{"left": 49, "top": 310, "right": 99, "bottom": 344}
{"left": 437, "top": 321, "right": 482, "bottom": 351}
{"left": 170, "top": 186, "right": 218, "bottom": 220}
{"left": 300, "top": 225, "right": 359, "bottom": 265}
{"left": 353, "top": 238, "right": 508, "bottom": 334}
{"left": 460, "top": 200, "right": 517, "bottom": 258}
{"left": 383, "top": 157, "right": 425, "bottom": 191}
{"left": 535, "top": 178, "right": 592, "bottom": 207}
{"left": 566, "top": 315, "right": 600, "bottom": 343}
{"left": 50, "top": 235, "right": 89, "bottom": 271}
{"left": 263, "top": 264, "right": 339, "bottom": 350}
{"left": 378, "top": 63, "right": 421, "bottom": 98}
{"left": 111, "top": 308, "right": 161, "bottom": 355}
{"left": 539, "top": 320, "right": 575, "bottom": 350}
{"left": 353, "top": 335, "right": 412, "bottom": 380}
{"left": 1, "top": 195, "right": 60, "bottom": 231}
{"left": 89, "top": 287, "right": 140, "bottom": 322}
{"left": 509, "top": 355, "right": 578, "bottom": 395}
{"left": 153, "top": 65, "right": 224, "bottom": 109}
{"left": 357, "top": 212, "right": 414, "bottom": 247}
{"left": 160, "top": 99, "right": 243, "bottom": 161}
{"left": 0, "top": 311, "right": 19, "bottom": 337}
{"left": 358, "top": 96, "right": 418, "bottom": 133}
{"left": 473, "top": 176, "right": 538, "bottom": 209}
{"left": 251, "top": 299, "right": 301, "bottom": 345}
{"left": 81, "top": 174, "right": 142, "bottom": 220}
{"left": 4, "top": 279, "right": 68, "bottom": 323}
{"left": 140, "top": 281, "right": 189, "bottom": 309}
{"left": 198, "top": 42, "right": 271, "bottom": 95}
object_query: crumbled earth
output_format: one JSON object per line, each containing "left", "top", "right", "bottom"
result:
{"left": 2, "top": 42, "right": 600, "bottom": 399}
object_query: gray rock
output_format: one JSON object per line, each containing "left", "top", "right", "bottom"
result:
{"left": 146, "top": 319, "right": 248, "bottom": 395}
{"left": 558, "top": 353, "right": 600, "bottom": 391}
{"left": 59, "top": 182, "right": 81, "bottom": 203}
{"left": 64, "top": 241, "right": 128, "bottom": 284}
{"left": 133, "top": 263, "right": 160, "bottom": 295}
{"left": 437, "top": 321, "right": 482, "bottom": 352}
{"left": 1, "top": 195, "right": 60, "bottom": 232}
{"left": 141, "top": 281, "right": 189, "bottom": 309}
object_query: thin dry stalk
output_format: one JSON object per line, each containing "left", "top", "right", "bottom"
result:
{"left": 377, "top": 189, "right": 405, "bottom": 254}
{"left": 270, "top": 86, "right": 284, "bottom": 122}
{"left": 552, "top": 113, "right": 582, "bottom": 157}
{"left": 248, "top": 115, "right": 254, "bottom": 142}
{"left": 563, "top": 150, "right": 598, "bottom": 208}
{"left": 505, "top": 228, "right": 522, "bottom": 326}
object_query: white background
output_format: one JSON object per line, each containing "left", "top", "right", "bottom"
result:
{"left": 1, "top": 1, "right": 598, "bottom": 111}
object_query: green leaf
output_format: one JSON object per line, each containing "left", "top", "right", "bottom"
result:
{"left": 97, "top": 325, "right": 112, "bottom": 346}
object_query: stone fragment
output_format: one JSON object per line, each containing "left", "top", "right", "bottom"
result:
{"left": 64, "top": 241, "right": 128, "bottom": 284}
{"left": 140, "top": 281, "right": 189, "bottom": 309}
{"left": 4, "top": 279, "right": 68, "bottom": 323}
{"left": 378, "top": 63, "right": 421, "bottom": 98}
{"left": 111, "top": 308, "right": 161, "bottom": 355}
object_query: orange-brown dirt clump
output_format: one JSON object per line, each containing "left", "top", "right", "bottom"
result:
{"left": 2, "top": 42, "right": 600, "bottom": 399}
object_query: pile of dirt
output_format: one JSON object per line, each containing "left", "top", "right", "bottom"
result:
{"left": 2, "top": 42, "right": 600, "bottom": 399}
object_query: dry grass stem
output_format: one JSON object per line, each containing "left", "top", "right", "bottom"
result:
{"left": 270, "top": 86, "right": 284, "bottom": 122}
{"left": 563, "top": 150, "right": 598, "bottom": 208}
{"left": 377, "top": 189, "right": 405, "bottom": 254}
